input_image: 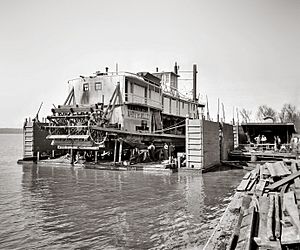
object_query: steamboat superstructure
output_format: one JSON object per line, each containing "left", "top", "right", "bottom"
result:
{"left": 24, "top": 63, "right": 204, "bottom": 162}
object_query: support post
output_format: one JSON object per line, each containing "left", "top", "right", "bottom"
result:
{"left": 118, "top": 139, "right": 123, "bottom": 162}
{"left": 52, "top": 150, "right": 55, "bottom": 158}
{"left": 37, "top": 151, "right": 40, "bottom": 161}
{"left": 70, "top": 149, "right": 74, "bottom": 165}
{"left": 192, "top": 64, "right": 197, "bottom": 101}
{"left": 113, "top": 140, "right": 117, "bottom": 163}
{"left": 95, "top": 151, "right": 98, "bottom": 163}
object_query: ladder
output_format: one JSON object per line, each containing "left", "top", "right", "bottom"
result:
{"left": 185, "top": 119, "right": 203, "bottom": 169}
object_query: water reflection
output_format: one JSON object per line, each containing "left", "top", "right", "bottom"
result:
{"left": 19, "top": 165, "right": 209, "bottom": 249}
{"left": 0, "top": 156, "right": 245, "bottom": 250}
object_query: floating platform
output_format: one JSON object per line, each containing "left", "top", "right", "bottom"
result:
{"left": 229, "top": 150, "right": 298, "bottom": 161}
{"left": 22, "top": 156, "right": 178, "bottom": 173}
{"left": 84, "top": 161, "right": 178, "bottom": 173}
{"left": 204, "top": 159, "right": 300, "bottom": 249}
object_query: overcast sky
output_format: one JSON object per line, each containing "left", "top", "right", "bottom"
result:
{"left": 1, "top": 0, "right": 299, "bottom": 127}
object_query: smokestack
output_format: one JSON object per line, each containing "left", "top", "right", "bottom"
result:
{"left": 174, "top": 62, "right": 178, "bottom": 75}
{"left": 156, "top": 67, "right": 159, "bottom": 72}
{"left": 193, "top": 64, "right": 197, "bottom": 101}
{"left": 105, "top": 67, "right": 109, "bottom": 73}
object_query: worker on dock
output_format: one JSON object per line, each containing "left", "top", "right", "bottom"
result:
{"left": 261, "top": 135, "right": 267, "bottom": 144}
{"left": 255, "top": 135, "right": 261, "bottom": 144}
{"left": 276, "top": 136, "right": 281, "bottom": 151}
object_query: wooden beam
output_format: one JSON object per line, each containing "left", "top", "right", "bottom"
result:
{"left": 267, "top": 195, "right": 275, "bottom": 241}
{"left": 274, "top": 193, "right": 281, "bottom": 239}
{"left": 255, "top": 179, "right": 267, "bottom": 196}
{"left": 266, "top": 171, "right": 300, "bottom": 191}
{"left": 281, "top": 191, "right": 300, "bottom": 245}
{"left": 118, "top": 139, "right": 123, "bottom": 162}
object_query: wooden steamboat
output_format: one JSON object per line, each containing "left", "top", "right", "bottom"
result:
{"left": 42, "top": 63, "right": 204, "bottom": 161}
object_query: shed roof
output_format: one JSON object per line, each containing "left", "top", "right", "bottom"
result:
{"left": 241, "top": 123, "right": 297, "bottom": 134}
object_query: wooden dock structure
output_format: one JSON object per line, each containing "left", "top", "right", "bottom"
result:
{"left": 204, "top": 159, "right": 300, "bottom": 250}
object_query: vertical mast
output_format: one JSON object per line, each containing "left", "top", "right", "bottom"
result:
{"left": 193, "top": 64, "right": 197, "bottom": 101}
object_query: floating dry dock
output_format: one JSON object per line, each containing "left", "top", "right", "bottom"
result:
{"left": 204, "top": 159, "right": 300, "bottom": 250}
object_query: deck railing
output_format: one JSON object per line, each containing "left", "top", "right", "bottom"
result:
{"left": 239, "top": 143, "right": 290, "bottom": 152}
{"left": 125, "top": 93, "right": 162, "bottom": 109}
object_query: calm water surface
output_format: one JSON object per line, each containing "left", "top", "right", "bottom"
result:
{"left": 0, "top": 134, "right": 246, "bottom": 249}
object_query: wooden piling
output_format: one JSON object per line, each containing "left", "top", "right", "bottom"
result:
{"left": 95, "top": 151, "right": 98, "bottom": 163}
{"left": 113, "top": 140, "right": 117, "bottom": 163}
{"left": 118, "top": 139, "right": 123, "bottom": 162}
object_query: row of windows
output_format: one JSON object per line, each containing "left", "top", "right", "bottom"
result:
{"left": 163, "top": 98, "right": 196, "bottom": 111}
{"left": 83, "top": 82, "right": 102, "bottom": 92}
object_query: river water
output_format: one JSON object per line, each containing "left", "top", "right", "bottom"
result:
{"left": 0, "top": 134, "right": 246, "bottom": 249}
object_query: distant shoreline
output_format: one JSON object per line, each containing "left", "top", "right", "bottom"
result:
{"left": 0, "top": 128, "right": 22, "bottom": 134}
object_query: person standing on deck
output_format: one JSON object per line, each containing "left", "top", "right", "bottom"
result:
{"left": 277, "top": 136, "right": 281, "bottom": 151}
{"left": 148, "top": 142, "right": 155, "bottom": 161}
{"left": 163, "top": 143, "right": 169, "bottom": 160}
{"left": 261, "top": 135, "right": 267, "bottom": 144}
{"left": 169, "top": 143, "right": 175, "bottom": 162}
{"left": 255, "top": 135, "right": 261, "bottom": 144}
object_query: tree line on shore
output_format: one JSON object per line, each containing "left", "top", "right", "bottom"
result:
{"left": 240, "top": 103, "right": 300, "bottom": 124}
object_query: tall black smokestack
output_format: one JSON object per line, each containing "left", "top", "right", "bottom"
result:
{"left": 193, "top": 64, "right": 197, "bottom": 101}
{"left": 174, "top": 62, "right": 178, "bottom": 75}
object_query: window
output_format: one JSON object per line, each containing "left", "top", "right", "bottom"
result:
{"left": 165, "top": 74, "right": 169, "bottom": 83}
{"left": 130, "top": 82, "right": 134, "bottom": 93}
{"left": 95, "top": 82, "right": 102, "bottom": 91}
{"left": 83, "top": 83, "right": 89, "bottom": 91}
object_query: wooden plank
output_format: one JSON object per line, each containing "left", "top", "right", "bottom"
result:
{"left": 235, "top": 206, "right": 256, "bottom": 250}
{"left": 281, "top": 191, "right": 300, "bottom": 245}
{"left": 291, "top": 163, "right": 300, "bottom": 218}
{"left": 253, "top": 238, "right": 282, "bottom": 249}
{"left": 266, "top": 195, "right": 275, "bottom": 241}
{"left": 259, "top": 164, "right": 264, "bottom": 180}
{"left": 274, "top": 193, "right": 281, "bottom": 239}
{"left": 280, "top": 162, "right": 291, "bottom": 176}
{"left": 227, "top": 196, "right": 252, "bottom": 250}
{"left": 266, "top": 170, "right": 300, "bottom": 191}
{"left": 237, "top": 179, "right": 251, "bottom": 192}
{"left": 258, "top": 196, "right": 269, "bottom": 243}
{"left": 227, "top": 209, "right": 244, "bottom": 250}
{"left": 266, "top": 162, "right": 277, "bottom": 177}
{"left": 243, "top": 172, "right": 251, "bottom": 180}
{"left": 255, "top": 195, "right": 281, "bottom": 249}
{"left": 291, "top": 163, "right": 300, "bottom": 189}
{"left": 246, "top": 179, "right": 257, "bottom": 191}
{"left": 262, "top": 165, "right": 270, "bottom": 177}
{"left": 267, "top": 161, "right": 291, "bottom": 178}
{"left": 204, "top": 192, "right": 245, "bottom": 249}
{"left": 255, "top": 179, "right": 267, "bottom": 196}
{"left": 250, "top": 167, "right": 259, "bottom": 180}
{"left": 284, "top": 191, "right": 300, "bottom": 232}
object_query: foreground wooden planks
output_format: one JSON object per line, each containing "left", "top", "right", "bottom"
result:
{"left": 204, "top": 159, "right": 300, "bottom": 250}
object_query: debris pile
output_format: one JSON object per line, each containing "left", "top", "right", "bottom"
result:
{"left": 205, "top": 159, "right": 300, "bottom": 250}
